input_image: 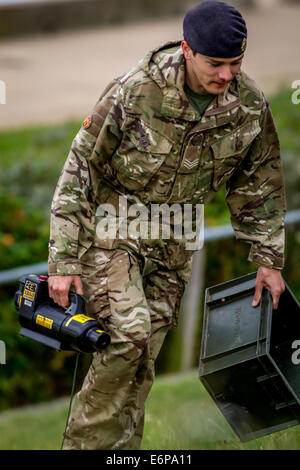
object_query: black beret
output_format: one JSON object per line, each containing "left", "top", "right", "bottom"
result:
{"left": 183, "top": 1, "right": 247, "bottom": 58}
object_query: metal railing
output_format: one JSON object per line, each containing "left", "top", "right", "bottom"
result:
{"left": 0, "top": 209, "right": 299, "bottom": 285}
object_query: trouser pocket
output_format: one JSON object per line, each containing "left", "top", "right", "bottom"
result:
{"left": 81, "top": 248, "right": 151, "bottom": 350}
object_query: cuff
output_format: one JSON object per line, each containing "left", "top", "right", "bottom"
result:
{"left": 248, "top": 245, "right": 285, "bottom": 270}
{"left": 48, "top": 260, "right": 82, "bottom": 276}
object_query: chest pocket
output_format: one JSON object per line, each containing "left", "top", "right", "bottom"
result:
{"left": 111, "top": 120, "right": 173, "bottom": 191}
{"left": 211, "top": 119, "right": 261, "bottom": 191}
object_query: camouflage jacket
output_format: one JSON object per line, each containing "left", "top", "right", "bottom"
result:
{"left": 48, "top": 41, "right": 286, "bottom": 276}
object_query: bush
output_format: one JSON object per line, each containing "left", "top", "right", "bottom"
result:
{"left": 0, "top": 191, "right": 49, "bottom": 271}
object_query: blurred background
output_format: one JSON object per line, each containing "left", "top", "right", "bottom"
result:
{"left": 0, "top": 0, "right": 299, "bottom": 450}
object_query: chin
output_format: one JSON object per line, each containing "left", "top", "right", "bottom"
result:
{"left": 208, "top": 83, "right": 227, "bottom": 94}
{"left": 199, "top": 80, "right": 228, "bottom": 95}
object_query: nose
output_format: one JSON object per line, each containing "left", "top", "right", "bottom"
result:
{"left": 218, "top": 66, "right": 233, "bottom": 82}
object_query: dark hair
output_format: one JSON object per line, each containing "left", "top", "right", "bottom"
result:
{"left": 183, "top": 35, "right": 197, "bottom": 56}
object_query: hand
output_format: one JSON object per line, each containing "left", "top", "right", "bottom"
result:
{"left": 252, "top": 266, "right": 285, "bottom": 310}
{"left": 48, "top": 275, "right": 84, "bottom": 308}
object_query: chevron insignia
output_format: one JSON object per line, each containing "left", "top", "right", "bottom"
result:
{"left": 184, "top": 159, "right": 199, "bottom": 170}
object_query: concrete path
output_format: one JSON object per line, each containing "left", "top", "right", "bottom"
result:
{"left": 0, "top": 1, "right": 299, "bottom": 130}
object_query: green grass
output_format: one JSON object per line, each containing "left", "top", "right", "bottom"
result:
{"left": 0, "top": 370, "right": 299, "bottom": 450}
{"left": 0, "top": 121, "right": 79, "bottom": 168}
{"left": 0, "top": 120, "right": 80, "bottom": 217}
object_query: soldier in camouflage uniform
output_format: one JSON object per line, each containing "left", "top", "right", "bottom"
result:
{"left": 48, "top": 1, "right": 286, "bottom": 449}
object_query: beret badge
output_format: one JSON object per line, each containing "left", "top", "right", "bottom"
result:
{"left": 241, "top": 37, "right": 247, "bottom": 53}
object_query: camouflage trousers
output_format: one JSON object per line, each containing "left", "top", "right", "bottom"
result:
{"left": 62, "top": 247, "right": 187, "bottom": 450}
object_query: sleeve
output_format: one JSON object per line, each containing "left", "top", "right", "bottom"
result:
{"left": 225, "top": 101, "right": 287, "bottom": 270}
{"left": 48, "top": 80, "right": 125, "bottom": 276}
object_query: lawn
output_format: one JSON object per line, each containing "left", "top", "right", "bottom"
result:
{"left": 0, "top": 369, "right": 299, "bottom": 451}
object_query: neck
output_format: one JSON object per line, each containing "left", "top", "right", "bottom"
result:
{"left": 185, "top": 61, "right": 207, "bottom": 94}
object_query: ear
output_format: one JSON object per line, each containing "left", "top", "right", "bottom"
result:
{"left": 181, "top": 41, "right": 192, "bottom": 60}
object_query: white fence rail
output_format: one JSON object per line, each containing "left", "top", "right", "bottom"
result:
{"left": 0, "top": 209, "right": 299, "bottom": 285}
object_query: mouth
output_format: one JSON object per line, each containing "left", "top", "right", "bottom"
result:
{"left": 212, "top": 81, "right": 227, "bottom": 87}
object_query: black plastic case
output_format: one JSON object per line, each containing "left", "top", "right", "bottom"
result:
{"left": 199, "top": 272, "right": 300, "bottom": 442}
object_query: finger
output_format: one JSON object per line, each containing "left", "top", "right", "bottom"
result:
{"left": 59, "top": 284, "right": 71, "bottom": 308}
{"left": 54, "top": 289, "right": 63, "bottom": 307}
{"left": 50, "top": 279, "right": 61, "bottom": 305}
{"left": 58, "top": 295, "right": 69, "bottom": 308}
{"left": 53, "top": 279, "right": 71, "bottom": 308}
{"left": 48, "top": 278, "right": 54, "bottom": 299}
{"left": 252, "top": 283, "right": 263, "bottom": 307}
{"left": 73, "top": 277, "right": 84, "bottom": 295}
{"left": 271, "top": 290, "right": 282, "bottom": 310}
{"left": 48, "top": 276, "right": 60, "bottom": 300}
{"left": 48, "top": 277, "right": 62, "bottom": 304}
{"left": 273, "top": 297, "right": 279, "bottom": 310}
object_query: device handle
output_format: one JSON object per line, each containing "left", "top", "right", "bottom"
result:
{"left": 65, "top": 293, "right": 86, "bottom": 316}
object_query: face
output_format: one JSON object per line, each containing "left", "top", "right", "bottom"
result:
{"left": 182, "top": 41, "right": 244, "bottom": 95}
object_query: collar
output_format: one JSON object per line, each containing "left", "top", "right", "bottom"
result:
{"left": 144, "top": 41, "right": 241, "bottom": 129}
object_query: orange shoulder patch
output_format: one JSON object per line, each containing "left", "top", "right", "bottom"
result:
{"left": 82, "top": 116, "right": 92, "bottom": 129}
